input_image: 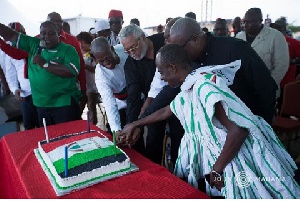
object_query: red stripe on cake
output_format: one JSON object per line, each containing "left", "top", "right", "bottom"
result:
{"left": 42, "top": 132, "right": 104, "bottom": 153}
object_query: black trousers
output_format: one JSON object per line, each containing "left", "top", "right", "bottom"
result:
{"left": 141, "top": 85, "right": 184, "bottom": 165}
{"left": 146, "top": 114, "right": 184, "bottom": 165}
{"left": 36, "top": 96, "right": 81, "bottom": 127}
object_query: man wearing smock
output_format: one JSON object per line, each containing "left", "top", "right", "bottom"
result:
{"left": 0, "top": 21, "right": 81, "bottom": 126}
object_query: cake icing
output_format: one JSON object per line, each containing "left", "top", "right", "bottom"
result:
{"left": 34, "top": 130, "right": 135, "bottom": 196}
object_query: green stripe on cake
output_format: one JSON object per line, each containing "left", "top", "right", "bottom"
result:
{"left": 54, "top": 145, "right": 123, "bottom": 174}
{"left": 37, "top": 150, "right": 131, "bottom": 191}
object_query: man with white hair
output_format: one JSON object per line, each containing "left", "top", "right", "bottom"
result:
{"left": 118, "top": 24, "right": 168, "bottom": 161}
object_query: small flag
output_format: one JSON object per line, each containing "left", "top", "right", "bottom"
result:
{"left": 43, "top": 118, "right": 49, "bottom": 143}
{"left": 113, "top": 131, "right": 117, "bottom": 156}
{"left": 87, "top": 111, "right": 90, "bottom": 133}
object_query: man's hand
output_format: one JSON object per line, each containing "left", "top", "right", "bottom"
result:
{"left": 14, "top": 89, "right": 22, "bottom": 101}
{"left": 78, "top": 90, "right": 87, "bottom": 114}
{"left": 208, "top": 171, "right": 225, "bottom": 191}
{"left": 32, "top": 54, "right": 46, "bottom": 67}
{"left": 117, "top": 125, "right": 141, "bottom": 147}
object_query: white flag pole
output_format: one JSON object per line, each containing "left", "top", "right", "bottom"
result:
{"left": 43, "top": 118, "right": 49, "bottom": 143}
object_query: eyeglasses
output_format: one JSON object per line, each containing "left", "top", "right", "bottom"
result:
{"left": 180, "top": 34, "right": 200, "bottom": 48}
{"left": 124, "top": 38, "right": 141, "bottom": 54}
{"left": 109, "top": 20, "right": 122, "bottom": 25}
{"left": 181, "top": 35, "right": 193, "bottom": 48}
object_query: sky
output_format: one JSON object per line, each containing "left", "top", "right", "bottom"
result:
{"left": 3, "top": 0, "right": 300, "bottom": 36}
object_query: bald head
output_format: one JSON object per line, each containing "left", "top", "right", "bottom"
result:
{"left": 47, "top": 12, "right": 63, "bottom": 33}
{"left": 90, "top": 36, "right": 111, "bottom": 53}
{"left": 164, "top": 17, "right": 181, "bottom": 44}
{"left": 169, "top": 17, "right": 203, "bottom": 44}
{"left": 169, "top": 17, "right": 207, "bottom": 63}
{"left": 90, "top": 37, "right": 120, "bottom": 69}
{"left": 245, "top": 8, "right": 263, "bottom": 20}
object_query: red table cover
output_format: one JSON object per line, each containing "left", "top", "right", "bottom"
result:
{"left": 0, "top": 120, "right": 210, "bottom": 199}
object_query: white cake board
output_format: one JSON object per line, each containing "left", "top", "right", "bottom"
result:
{"left": 34, "top": 149, "right": 139, "bottom": 197}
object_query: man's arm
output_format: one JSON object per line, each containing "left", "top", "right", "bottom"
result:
{"left": 4, "top": 56, "right": 24, "bottom": 100}
{"left": 209, "top": 102, "right": 249, "bottom": 190}
{"left": 139, "top": 97, "right": 153, "bottom": 117}
{"left": 139, "top": 68, "right": 167, "bottom": 117}
{"left": 0, "top": 23, "right": 18, "bottom": 43}
{"left": 0, "top": 38, "right": 28, "bottom": 60}
{"left": 32, "top": 54, "right": 75, "bottom": 77}
{"left": 140, "top": 85, "right": 181, "bottom": 118}
{"left": 95, "top": 67, "right": 122, "bottom": 132}
{"left": 118, "top": 105, "right": 173, "bottom": 144}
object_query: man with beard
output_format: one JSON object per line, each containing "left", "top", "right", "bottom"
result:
{"left": 119, "top": 24, "right": 165, "bottom": 160}
{"left": 118, "top": 44, "right": 300, "bottom": 199}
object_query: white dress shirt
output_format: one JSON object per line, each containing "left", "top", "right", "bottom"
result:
{"left": 95, "top": 44, "right": 128, "bottom": 132}
{"left": 0, "top": 45, "right": 31, "bottom": 98}
{"left": 148, "top": 68, "right": 167, "bottom": 98}
{"left": 109, "top": 32, "right": 120, "bottom": 46}
{"left": 83, "top": 53, "right": 98, "bottom": 93}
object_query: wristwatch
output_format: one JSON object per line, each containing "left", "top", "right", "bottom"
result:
{"left": 43, "top": 62, "right": 49, "bottom": 68}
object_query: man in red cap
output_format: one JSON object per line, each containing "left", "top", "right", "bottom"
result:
{"left": 108, "top": 9, "right": 124, "bottom": 46}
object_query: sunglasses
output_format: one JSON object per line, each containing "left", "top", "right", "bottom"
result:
{"left": 109, "top": 20, "right": 122, "bottom": 25}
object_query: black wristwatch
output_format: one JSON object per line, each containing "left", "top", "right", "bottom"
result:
{"left": 212, "top": 167, "right": 223, "bottom": 177}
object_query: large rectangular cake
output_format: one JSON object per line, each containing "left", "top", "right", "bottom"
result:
{"left": 34, "top": 130, "right": 137, "bottom": 196}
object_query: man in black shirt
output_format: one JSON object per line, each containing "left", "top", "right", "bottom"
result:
{"left": 139, "top": 17, "right": 277, "bottom": 126}
{"left": 169, "top": 17, "right": 277, "bottom": 124}
{"left": 119, "top": 24, "right": 167, "bottom": 160}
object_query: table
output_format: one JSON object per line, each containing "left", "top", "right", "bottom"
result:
{"left": 0, "top": 120, "right": 210, "bottom": 199}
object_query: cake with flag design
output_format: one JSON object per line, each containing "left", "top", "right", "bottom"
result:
{"left": 34, "top": 130, "right": 136, "bottom": 196}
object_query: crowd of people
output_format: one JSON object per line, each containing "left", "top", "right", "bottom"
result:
{"left": 0, "top": 7, "right": 300, "bottom": 199}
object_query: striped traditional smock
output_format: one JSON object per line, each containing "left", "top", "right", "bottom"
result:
{"left": 170, "top": 68, "right": 300, "bottom": 198}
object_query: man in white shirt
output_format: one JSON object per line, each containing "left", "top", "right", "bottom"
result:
{"left": 0, "top": 22, "right": 38, "bottom": 130}
{"left": 91, "top": 37, "right": 128, "bottom": 135}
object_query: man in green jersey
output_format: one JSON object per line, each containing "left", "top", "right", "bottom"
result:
{"left": 0, "top": 21, "right": 81, "bottom": 126}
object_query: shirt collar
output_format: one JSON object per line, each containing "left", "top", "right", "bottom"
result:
{"left": 59, "top": 30, "right": 67, "bottom": 39}
{"left": 180, "top": 69, "right": 199, "bottom": 91}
